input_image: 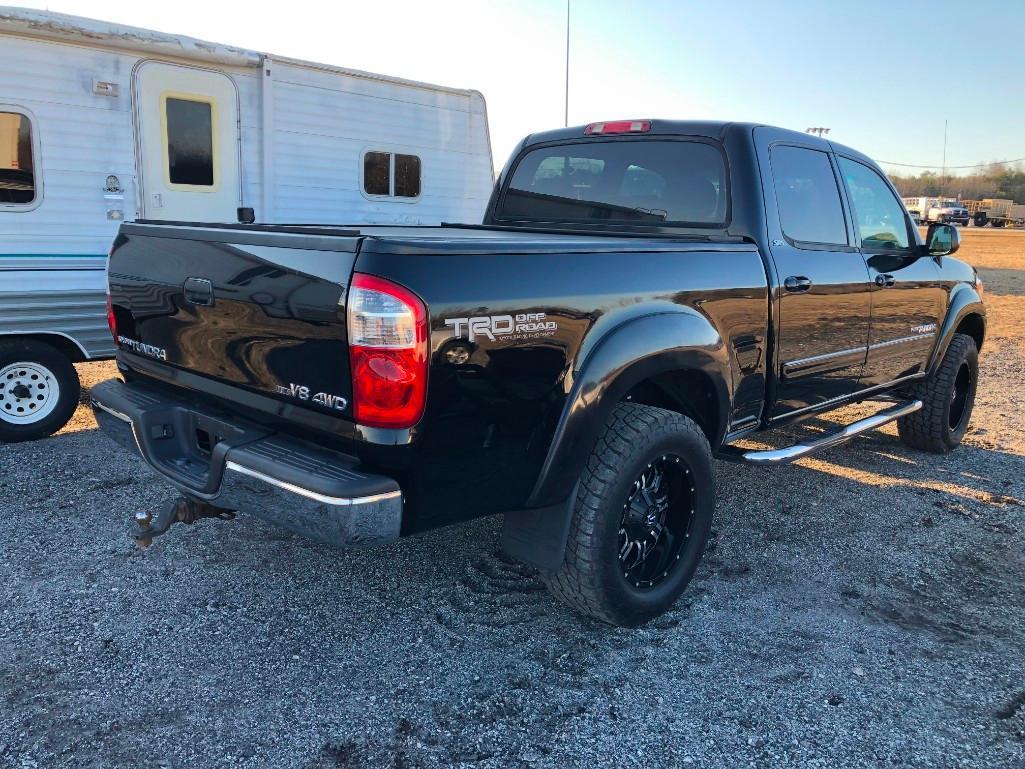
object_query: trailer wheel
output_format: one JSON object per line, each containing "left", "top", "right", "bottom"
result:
{"left": 542, "top": 402, "right": 715, "bottom": 627}
{"left": 973, "top": 212, "right": 988, "bottom": 227}
{"left": 0, "top": 341, "right": 81, "bottom": 443}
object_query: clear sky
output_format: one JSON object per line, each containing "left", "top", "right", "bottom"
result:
{"left": 13, "top": 0, "right": 1025, "bottom": 174}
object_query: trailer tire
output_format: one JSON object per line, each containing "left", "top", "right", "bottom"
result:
{"left": 542, "top": 402, "right": 715, "bottom": 627}
{"left": 973, "top": 212, "right": 988, "bottom": 227}
{"left": 897, "top": 333, "right": 977, "bottom": 454}
{"left": 0, "top": 341, "right": 81, "bottom": 443}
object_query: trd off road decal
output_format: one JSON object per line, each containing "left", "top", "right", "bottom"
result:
{"left": 444, "top": 313, "right": 558, "bottom": 343}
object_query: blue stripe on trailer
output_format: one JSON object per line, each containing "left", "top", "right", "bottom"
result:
{"left": 0, "top": 253, "right": 107, "bottom": 259}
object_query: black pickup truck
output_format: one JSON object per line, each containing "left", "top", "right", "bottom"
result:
{"left": 91, "top": 120, "right": 985, "bottom": 626}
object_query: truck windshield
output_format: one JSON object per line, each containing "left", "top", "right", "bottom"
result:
{"left": 496, "top": 139, "right": 728, "bottom": 226}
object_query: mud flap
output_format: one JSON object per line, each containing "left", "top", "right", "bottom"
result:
{"left": 500, "top": 485, "right": 577, "bottom": 572}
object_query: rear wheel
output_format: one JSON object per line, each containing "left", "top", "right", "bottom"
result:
{"left": 0, "top": 341, "right": 80, "bottom": 443}
{"left": 543, "top": 402, "right": 715, "bottom": 627}
{"left": 973, "top": 212, "right": 988, "bottom": 227}
{"left": 898, "top": 333, "right": 978, "bottom": 453}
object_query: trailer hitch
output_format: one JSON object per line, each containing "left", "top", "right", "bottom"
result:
{"left": 134, "top": 497, "right": 236, "bottom": 548}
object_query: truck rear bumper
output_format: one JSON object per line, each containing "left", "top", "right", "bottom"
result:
{"left": 89, "top": 378, "right": 402, "bottom": 548}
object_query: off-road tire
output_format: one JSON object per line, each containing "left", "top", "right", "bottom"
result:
{"left": 543, "top": 402, "right": 715, "bottom": 627}
{"left": 897, "top": 333, "right": 978, "bottom": 453}
{"left": 0, "top": 341, "right": 81, "bottom": 443}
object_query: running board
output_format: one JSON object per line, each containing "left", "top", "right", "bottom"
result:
{"left": 728, "top": 400, "right": 923, "bottom": 466}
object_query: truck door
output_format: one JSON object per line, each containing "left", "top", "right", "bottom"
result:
{"left": 835, "top": 155, "right": 944, "bottom": 386}
{"left": 757, "top": 134, "right": 873, "bottom": 418}
{"left": 133, "top": 61, "right": 241, "bottom": 221}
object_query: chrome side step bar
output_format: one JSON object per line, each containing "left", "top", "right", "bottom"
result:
{"left": 735, "top": 400, "right": 923, "bottom": 466}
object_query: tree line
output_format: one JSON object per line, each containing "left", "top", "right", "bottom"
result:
{"left": 886, "top": 163, "right": 1025, "bottom": 202}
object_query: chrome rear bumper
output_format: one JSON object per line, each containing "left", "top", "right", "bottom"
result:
{"left": 90, "top": 379, "right": 402, "bottom": 548}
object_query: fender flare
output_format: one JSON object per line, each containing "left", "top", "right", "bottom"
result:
{"left": 928, "top": 284, "right": 985, "bottom": 374}
{"left": 526, "top": 310, "right": 731, "bottom": 510}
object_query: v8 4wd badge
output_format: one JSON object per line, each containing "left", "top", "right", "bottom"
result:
{"left": 275, "top": 382, "right": 348, "bottom": 411}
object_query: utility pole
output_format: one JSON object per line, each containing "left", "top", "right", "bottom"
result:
{"left": 805, "top": 127, "right": 831, "bottom": 138}
{"left": 564, "top": 0, "right": 570, "bottom": 127}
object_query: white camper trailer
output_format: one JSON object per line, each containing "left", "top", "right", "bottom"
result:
{"left": 0, "top": 7, "right": 494, "bottom": 441}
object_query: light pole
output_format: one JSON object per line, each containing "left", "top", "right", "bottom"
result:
{"left": 940, "top": 119, "right": 948, "bottom": 196}
{"left": 564, "top": 0, "right": 570, "bottom": 127}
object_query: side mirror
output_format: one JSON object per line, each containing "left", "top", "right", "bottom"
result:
{"left": 926, "top": 223, "right": 959, "bottom": 258}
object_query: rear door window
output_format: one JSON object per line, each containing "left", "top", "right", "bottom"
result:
{"left": 497, "top": 140, "right": 727, "bottom": 226}
{"left": 0, "top": 111, "right": 37, "bottom": 206}
{"left": 770, "top": 145, "right": 848, "bottom": 246}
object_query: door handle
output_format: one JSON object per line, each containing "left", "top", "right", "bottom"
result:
{"left": 784, "top": 275, "right": 812, "bottom": 293}
{"left": 874, "top": 273, "right": 896, "bottom": 288}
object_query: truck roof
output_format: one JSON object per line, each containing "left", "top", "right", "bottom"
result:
{"left": 521, "top": 120, "right": 877, "bottom": 168}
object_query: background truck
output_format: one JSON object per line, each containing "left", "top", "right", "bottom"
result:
{"left": 902, "top": 196, "right": 969, "bottom": 226}
{"left": 964, "top": 198, "right": 1025, "bottom": 228}
{"left": 0, "top": 7, "right": 493, "bottom": 442}
{"left": 90, "top": 120, "right": 986, "bottom": 627}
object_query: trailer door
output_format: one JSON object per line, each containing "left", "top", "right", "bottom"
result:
{"left": 133, "top": 62, "right": 241, "bottom": 221}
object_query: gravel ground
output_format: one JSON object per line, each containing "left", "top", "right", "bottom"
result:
{"left": 2, "top": 230, "right": 1024, "bottom": 768}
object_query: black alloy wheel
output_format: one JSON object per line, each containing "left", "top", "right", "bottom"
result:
{"left": 618, "top": 454, "right": 695, "bottom": 589}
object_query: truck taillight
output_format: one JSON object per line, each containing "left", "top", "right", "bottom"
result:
{"left": 106, "top": 293, "right": 118, "bottom": 345}
{"left": 347, "top": 273, "right": 428, "bottom": 429}
{"left": 584, "top": 120, "right": 651, "bottom": 135}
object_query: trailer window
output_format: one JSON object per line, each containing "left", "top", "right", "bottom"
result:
{"left": 770, "top": 146, "right": 847, "bottom": 246}
{"left": 0, "top": 111, "right": 36, "bottom": 206}
{"left": 164, "top": 97, "right": 215, "bottom": 187}
{"left": 497, "top": 140, "right": 727, "bottom": 226}
{"left": 363, "top": 151, "right": 421, "bottom": 199}
{"left": 394, "top": 154, "right": 421, "bottom": 198}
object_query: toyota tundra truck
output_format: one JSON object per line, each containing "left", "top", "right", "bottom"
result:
{"left": 90, "top": 121, "right": 985, "bottom": 626}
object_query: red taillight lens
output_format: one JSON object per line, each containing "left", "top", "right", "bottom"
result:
{"left": 106, "top": 293, "right": 118, "bottom": 345}
{"left": 584, "top": 120, "right": 651, "bottom": 135}
{"left": 347, "top": 273, "right": 427, "bottom": 429}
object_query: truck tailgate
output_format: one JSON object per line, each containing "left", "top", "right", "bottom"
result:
{"left": 108, "top": 224, "right": 361, "bottom": 419}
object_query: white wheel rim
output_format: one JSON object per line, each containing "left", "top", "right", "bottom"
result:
{"left": 0, "top": 361, "right": 61, "bottom": 425}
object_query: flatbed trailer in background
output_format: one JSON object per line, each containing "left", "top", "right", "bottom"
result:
{"left": 964, "top": 199, "right": 1025, "bottom": 228}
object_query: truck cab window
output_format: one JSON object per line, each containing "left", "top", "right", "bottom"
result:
{"left": 498, "top": 140, "right": 727, "bottom": 226}
{"left": 838, "top": 157, "right": 910, "bottom": 250}
{"left": 0, "top": 111, "right": 36, "bottom": 205}
{"left": 165, "top": 97, "right": 214, "bottom": 187}
{"left": 769, "top": 145, "right": 847, "bottom": 246}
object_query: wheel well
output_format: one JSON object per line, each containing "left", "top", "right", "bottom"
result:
{"left": 955, "top": 313, "right": 985, "bottom": 352}
{"left": 623, "top": 369, "right": 720, "bottom": 443}
{"left": 0, "top": 334, "right": 87, "bottom": 363}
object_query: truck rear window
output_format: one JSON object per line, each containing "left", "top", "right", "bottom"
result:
{"left": 496, "top": 140, "right": 727, "bottom": 226}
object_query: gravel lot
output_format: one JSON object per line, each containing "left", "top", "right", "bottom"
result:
{"left": 2, "top": 229, "right": 1024, "bottom": 768}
